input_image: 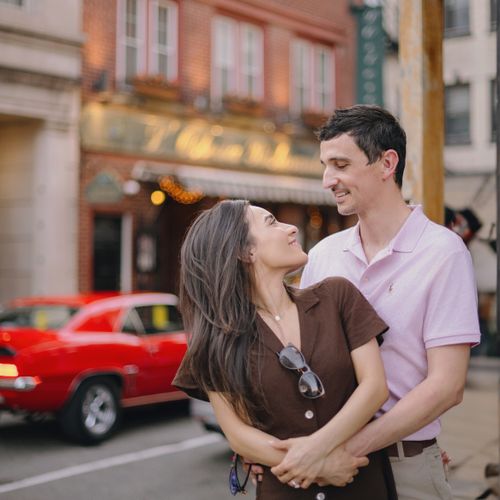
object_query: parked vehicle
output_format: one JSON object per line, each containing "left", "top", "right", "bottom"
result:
{"left": 0, "top": 292, "right": 188, "bottom": 444}
{"left": 190, "top": 399, "right": 222, "bottom": 435}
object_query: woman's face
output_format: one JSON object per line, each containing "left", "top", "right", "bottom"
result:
{"left": 246, "top": 205, "right": 308, "bottom": 274}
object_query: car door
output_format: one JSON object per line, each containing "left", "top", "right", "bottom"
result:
{"left": 120, "top": 304, "right": 187, "bottom": 396}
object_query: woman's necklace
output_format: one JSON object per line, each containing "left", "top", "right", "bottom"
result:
{"left": 256, "top": 295, "right": 288, "bottom": 322}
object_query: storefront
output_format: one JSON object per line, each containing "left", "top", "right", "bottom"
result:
{"left": 80, "top": 102, "right": 352, "bottom": 294}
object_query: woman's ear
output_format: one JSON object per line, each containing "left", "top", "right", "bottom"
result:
{"left": 239, "top": 247, "right": 256, "bottom": 264}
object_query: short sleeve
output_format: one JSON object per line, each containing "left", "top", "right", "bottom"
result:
{"left": 325, "top": 277, "right": 389, "bottom": 351}
{"left": 172, "top": 356, "right": 209, "bottom": 402}
{"left": 423, "top": 249, "right": 480, "bottom": 348}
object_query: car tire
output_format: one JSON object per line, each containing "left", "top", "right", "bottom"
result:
{"left": 59, "top": 377, "right": 121, "bottom": 445}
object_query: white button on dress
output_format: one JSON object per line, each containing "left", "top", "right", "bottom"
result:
{"left": 305, "top": 410, "right": 314, "bottom": 419}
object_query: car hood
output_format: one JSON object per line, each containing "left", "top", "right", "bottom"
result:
{"left": 0, "top": 328, "right": 59, "bottom": 353}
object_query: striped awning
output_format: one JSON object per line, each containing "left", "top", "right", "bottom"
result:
{"left": 133, "top": 161, "right": 335, "bottom": 206}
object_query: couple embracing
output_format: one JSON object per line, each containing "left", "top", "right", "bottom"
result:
{"left": 174, "top": 105, "right": 480, "bottom": 500}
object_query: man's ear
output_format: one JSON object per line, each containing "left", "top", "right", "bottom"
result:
{"left": 381, "top": 149, "right": 398, "bottom": 181}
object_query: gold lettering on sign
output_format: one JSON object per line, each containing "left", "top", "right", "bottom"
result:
{"left": 270, "top": 141, "right": 290, "bottom": 169}
{"left": 144, "top": 119, "right": 181, "bottom": 152}
{"left": 246, "top": 139, "right": 272, "bottom": 165}
{"left": 176, "top": 122, "right": 244, "bottom": 164}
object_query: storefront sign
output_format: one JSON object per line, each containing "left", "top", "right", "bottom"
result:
{"left": 81, "top": 104, "right": 322, "bottom": 177}
{"left": 352, "top": 4, "right": 384, "bottom": 105}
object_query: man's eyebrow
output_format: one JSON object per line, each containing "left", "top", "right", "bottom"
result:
{"left": 325, "top": 156, "right": 350, "bottom": 163}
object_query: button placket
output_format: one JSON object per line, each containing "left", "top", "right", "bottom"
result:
{"left": 304, "top": 410, "right": 314, "bottom": 419}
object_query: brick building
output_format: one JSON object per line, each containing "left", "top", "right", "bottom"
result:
{"left": 81, "top": 0, "right": 357, "bottom": 294}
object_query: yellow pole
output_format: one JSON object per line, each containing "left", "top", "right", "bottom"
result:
{"left": 399, "top": 0, "right": 444, "bottom": 224}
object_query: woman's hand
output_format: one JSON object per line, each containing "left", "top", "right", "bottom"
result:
{"left": 269, "top": 436, "right": 328, "bottom": 489}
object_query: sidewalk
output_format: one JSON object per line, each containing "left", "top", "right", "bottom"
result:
{"left": 440, "top": 357, "right": 499, "bottom": 499}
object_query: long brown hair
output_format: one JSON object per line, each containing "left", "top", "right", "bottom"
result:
{"left": 179, "top": 200, "right": 264, "bottom": 426}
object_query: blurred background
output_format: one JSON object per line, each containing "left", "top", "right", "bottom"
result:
{"left": 0, "top": 0, "right": 498, "bottom": 499}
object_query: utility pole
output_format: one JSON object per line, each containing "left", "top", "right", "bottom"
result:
{"left": 399, "top": 0, "right": 444, "bottom": 224}
{"left": 496, "top": 0, "right": 500, "bottom": 493}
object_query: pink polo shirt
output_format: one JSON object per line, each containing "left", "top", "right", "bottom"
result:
{"left": 300, "top": 205, "right": 480, "bottom": 440}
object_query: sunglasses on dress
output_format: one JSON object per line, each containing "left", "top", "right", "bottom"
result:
{"left": 276, "top": 344, "right": 325, "bottom": 399}
{"left": 229, "top": 453, "right": 252, "bottom": 495}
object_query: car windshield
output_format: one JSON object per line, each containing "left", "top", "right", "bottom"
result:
{"left": 0, "top": 305, "right": 80, "bottom": 330}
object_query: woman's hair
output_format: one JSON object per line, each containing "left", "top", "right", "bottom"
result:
{"left": 179, "top": 199, "right": 264, "bottom": 426}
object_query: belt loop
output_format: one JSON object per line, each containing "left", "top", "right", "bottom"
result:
{"left": 396, "top": 441, "right": 405, "bottom": 459}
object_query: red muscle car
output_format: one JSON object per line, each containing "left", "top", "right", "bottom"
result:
{"left": 0, "top": 292, "right": 188, "bottom": 444}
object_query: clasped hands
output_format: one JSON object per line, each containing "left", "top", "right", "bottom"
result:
{"left": 248, "top": 437, "right": 369, "bottom": 489}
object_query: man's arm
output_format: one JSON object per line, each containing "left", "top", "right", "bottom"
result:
{"left": 344, "top": 343, "right": 470, "bottom": 457}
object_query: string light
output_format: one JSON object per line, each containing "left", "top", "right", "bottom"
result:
{"left": 159, "top": 176, "right": 204, "bottom": 204}
{"left": 151, "top": 190, "right": 166, "bottom": 205}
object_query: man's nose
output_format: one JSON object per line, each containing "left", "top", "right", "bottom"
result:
{"left": 323, "top": 168, "right": 339, "bottom": 189}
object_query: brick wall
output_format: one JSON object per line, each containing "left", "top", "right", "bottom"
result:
{"left": 82, "top": 0, "right": 355, "bottom": 108}
{"left": 82, "top": 0, "right": 117, "bottom": 100}
{"left": 180, "top": 0, "right": 213, "bottom": 104}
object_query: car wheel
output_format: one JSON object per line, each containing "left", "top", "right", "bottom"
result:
{"left": 59, "top": 377, "right": 121, "bottom": 445}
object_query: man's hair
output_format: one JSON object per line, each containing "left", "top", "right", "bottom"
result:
{"left": 317, "top": 105, "right": 407, "bottom": 188}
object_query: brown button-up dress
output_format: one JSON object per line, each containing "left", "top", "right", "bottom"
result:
{"left": 174, "top": 277, "right": 397, "bottom": 500}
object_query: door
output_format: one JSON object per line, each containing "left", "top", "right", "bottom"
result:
{"left": 93, "top": 215, "right": 122, "bottom": 291}
{"left": 120, "top": 304, "right": 186, "bottom": 395}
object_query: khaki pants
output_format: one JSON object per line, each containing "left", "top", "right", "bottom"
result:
{"left": 389, "top": 442, "right": 453, "bottom": 500}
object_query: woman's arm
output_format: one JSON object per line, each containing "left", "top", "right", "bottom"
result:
{"left": 270, "top": 338, "right": 388, "bottom": 486}
{"left": 208, "top": 391, "right": 285, "bottom": 466}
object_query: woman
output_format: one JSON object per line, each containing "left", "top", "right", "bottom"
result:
{"left": 173, "top": 200, "right": 397, "bottom": 499}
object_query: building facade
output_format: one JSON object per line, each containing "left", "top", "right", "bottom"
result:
{"left": 80, "top": 0, "right": 357, "bottom": 294}
{"left": 383, "top": 0, "right": 497, "bottom": 353}
{"left": 0, "top": 0, "right": 83, "bottom": 303}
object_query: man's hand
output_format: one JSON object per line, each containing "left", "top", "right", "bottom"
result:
{"left": 316, "top": 445, "right": 369, "bottom": 487}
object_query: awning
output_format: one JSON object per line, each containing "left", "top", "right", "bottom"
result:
{"left": 132, "top": 161, "right": 335, "bottom": 206}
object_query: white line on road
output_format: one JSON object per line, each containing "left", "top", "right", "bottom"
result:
{"left": 0, "top": 434, "right": 224, "bottom": 495}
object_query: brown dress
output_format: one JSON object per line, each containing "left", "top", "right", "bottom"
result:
{"left": 174, "top": 277, "right": 397, "bottom": 500}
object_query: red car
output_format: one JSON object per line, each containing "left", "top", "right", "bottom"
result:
{"left": 0, "top": 292, "right": 188, "bottom": 444}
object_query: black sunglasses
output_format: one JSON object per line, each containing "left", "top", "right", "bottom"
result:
{"left": 277, "top": 344, "right": 325, "bottom": 399}
{"left": 229, "top": 453, "right": 252, "bottom": 495}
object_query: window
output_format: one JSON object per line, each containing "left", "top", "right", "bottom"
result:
{"left": 492, "top": 79, "right": 497, "bottom": 141}
{"left": 149, "top": 0, "right": 178, "bottom": 81}
{"left": 212, "top": 16, "right": 263, "bottom": 102}
{"left": 0, "top": 306, "right": 79, "bottom": 330}
{"left": 0, "top": 0, "right": 25, "bottom": 6}
{"left": 122, "top": 305, "right": 183, "bottom": 335}
{"left": 492, "top": 0, "right": 497, "bottom": 31}
{"left": 291, "top": 39, "right": 334, "bottom": 115}
{"left": 117, "top": 0, "right": 178, "bottom": 85}
{"left": 444, "top": 0, "right": 470, "bottom": 37}
{"left": 445, "top": 84, "right": 470, "bottom": 145}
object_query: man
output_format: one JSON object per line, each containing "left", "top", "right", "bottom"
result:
{"left": 273, "top": 105, "right": 481, "bottom": 499}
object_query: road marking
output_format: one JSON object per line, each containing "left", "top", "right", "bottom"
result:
{"left": 0, "top": 434, "right": 223, "bottom": 495}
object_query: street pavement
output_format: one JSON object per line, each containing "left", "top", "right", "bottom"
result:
{"left": 440, "top": 356, "right": 500, "bottom": 499}
{"left": 0, "top": 358, "right": 498, "bottom": 500}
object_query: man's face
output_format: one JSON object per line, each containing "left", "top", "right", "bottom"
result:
{"left": 320, "top": 134, "right": 382, "bottom": 217}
